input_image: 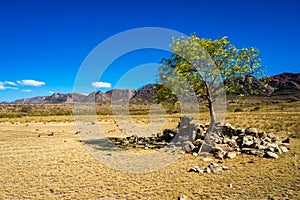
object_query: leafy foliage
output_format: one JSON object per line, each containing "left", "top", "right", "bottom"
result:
{"left": 155, "top": 34, "right": 265, "bottom": 124}
{"left": 156, "top": 34, "right": 264, "bottom": 101}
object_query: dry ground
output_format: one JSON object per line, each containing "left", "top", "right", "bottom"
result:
{"left": 0, "top": 102, "right": 300, "bottom": 199}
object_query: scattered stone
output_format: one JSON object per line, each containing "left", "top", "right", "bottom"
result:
{"left": 266, "top": 143, "right": 279, "bottom": 152}
{"left": 167, "top": 143, "right": 176, "bottom": 149}
{"left": 210, "top": 166, "right": 223, "bottom": 174}
{"left": 178, "top": 195, "right": 188, "bottom": 200}
{"left": 188, "top": 166, "right": 203, "bottom": 173}
{"left": 205, "top": 167, "right": 211, "bottom": 173}
{"left": 228, "top": 183, "right": 233, "bottom": 188}
{"left": 213, "top": 151, "right": 224, "bottom": 160}
{"left": 251, "top": 150, "right": 265, "bottom": 157}
{"left": 210, "top": 162, "right": 219, "bottom": 167}
{"left": 190, "top": 163, "right": 229, "bottom": 174}
{"left": 121, "top": 139, "right": 129, "bottom": 146}
{"left": 192, "top": 152, "right": 198, "bottom": 157}
{"left": 179, "top": 151, "right": 185, "bottom": 155}
{"left": 166, "top": 148, "right": 176, "bottom": 154}
{"left": 201, "top": 157, "right": 213, "bottom": 162}
{"left": 207, "top": 163, "right": 223, "bottom": 174}
{"left": 48, "top": 132, "right": 54, "bottom": 136}
{"left": 225, "top": 151, "right": 237, "bottom": 159}
{"left": 266, "top": 151, "right": 279, "bottom": 159}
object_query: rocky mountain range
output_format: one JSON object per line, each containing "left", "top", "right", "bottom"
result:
{"left": 264, "top": 72, "right": 300, "bottom": 96}
{"left": 1, "top": 73, "right": 299, "bottom": 104}
{"left": 1, "top": 84, "right": 158, "bottom": 104}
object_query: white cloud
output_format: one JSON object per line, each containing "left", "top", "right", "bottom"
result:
{"left": 92, "top": 81, "right": 112, "bottom": 88}
{"left": 0, "top": 79, "right": 45, "bottom": 91}
{"left": 0, "top": 82, "right": 5, "bottom": 90}
{"left": 48, "top": 91, "right": 55, "bottom": 94}
{"left": 6, "top": 87, "right": 18, "bottom": 90}
{"left": 4, "top": 81, "right": 17, "bottom": 86}
{"left": 22, "top": 89, "right": 32, "bottom": 93}
{"left": 17, "top": 79, "right": 45, "bottom": 87}
{"left": 0, "top": 82, "right": 19, "bottom": 90}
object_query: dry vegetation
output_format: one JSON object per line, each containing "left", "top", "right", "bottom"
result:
{"left": 0, "top": 101, "right": 299, "bottom": 199}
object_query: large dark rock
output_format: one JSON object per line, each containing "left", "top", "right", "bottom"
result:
{"left": 182, "top": 141, "right": 196, "bottom": 153}
{"left": 245, "top": 127, "right": 258, "bottom": 136}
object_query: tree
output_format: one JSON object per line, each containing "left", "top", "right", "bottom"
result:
{"left": 156, "top": 34, "right": 264, "bottom": 132}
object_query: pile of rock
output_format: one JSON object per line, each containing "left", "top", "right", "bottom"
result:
{"left": 208, "top": 123, "right": 290, "bottom": 159}
{"left": 109, "top": 135, "right": 167, "bottom": 150}
{"left": 111, "top": 116, "right": 290, "bottom": 159}
{"left": 168, "top": 116, "right": 290, "bottom": 159}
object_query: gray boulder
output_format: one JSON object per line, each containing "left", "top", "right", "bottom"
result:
{"left": 245, "top": 127, "right": 258, "bottom": 136}
{"left": 266, "top": 151, "right": 279, "bottom": 158}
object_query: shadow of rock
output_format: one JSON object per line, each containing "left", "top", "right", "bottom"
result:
{"left": 82, "top": 138, "right": 121, "bottom": 151}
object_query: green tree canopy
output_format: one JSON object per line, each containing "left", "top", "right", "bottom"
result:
{"left": 156, "top": 34, "right": 265, "bottom": 125}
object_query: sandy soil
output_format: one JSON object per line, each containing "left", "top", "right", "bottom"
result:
{"left": 0, "top": 113, "right": 299, "bottom": 199}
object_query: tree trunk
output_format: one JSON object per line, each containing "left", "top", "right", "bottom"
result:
{"left": 208, "top": 97, "right": 216, "bottom": 128}
{"left": 198, "top": 96, "right": 217, "bottom": 156}
{"left": 204, "top": 82, "right": 216, "bottom": 127}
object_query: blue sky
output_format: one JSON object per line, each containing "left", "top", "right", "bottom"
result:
{"left": 0, "top": 0, "right": 299, "bottom": 102}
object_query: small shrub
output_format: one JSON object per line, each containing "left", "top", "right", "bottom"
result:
{"left": 20, "top": 105, "right": 32, "bottom": 113}
{"left": 251, "top": 105, "right": 261, "bottom": 111}
{"left": 234, "top": 108, "right": 243, "bottom": 112}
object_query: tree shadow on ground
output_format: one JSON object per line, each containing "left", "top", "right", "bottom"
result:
{"left": 81, "top": 138, "right": 122, "bottom": 151}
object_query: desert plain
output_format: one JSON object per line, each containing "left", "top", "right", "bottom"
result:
{"left": 0, "top": 101, "right": 299, "bottom": 199}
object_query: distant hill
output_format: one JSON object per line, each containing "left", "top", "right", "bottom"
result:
{"left": 228, "top": 72, "right": 300, "bottom": 96}
{"left": 5, "top": 93, "right": 87, "bottom": 104}
{"left": 1, "top": 73, "right": 299, "bottom": 104}
{"left": 2, "top": 84, "right": 159, "bottom": 104}
{"left": 265, "top": 72, "right": 300, "bottom": 96}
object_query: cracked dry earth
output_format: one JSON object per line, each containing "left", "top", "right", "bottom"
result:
{"left": 0, "top": 114, "right": 299, "bottom": 199}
